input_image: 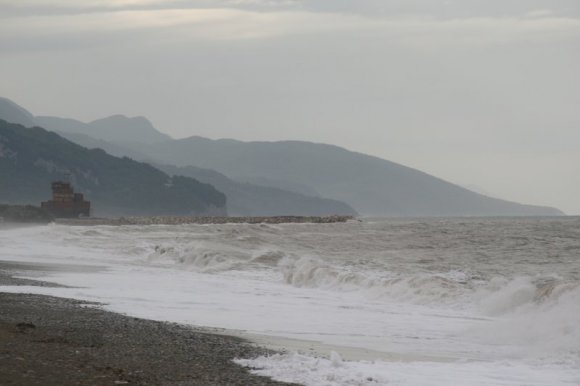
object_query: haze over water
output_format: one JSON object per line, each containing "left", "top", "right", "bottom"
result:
{"left": 1, "top": 217, "right": 579, "bottom": 385}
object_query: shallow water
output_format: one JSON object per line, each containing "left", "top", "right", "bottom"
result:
{"left": 1, "top": 217, "right": 579, "bottom": 385}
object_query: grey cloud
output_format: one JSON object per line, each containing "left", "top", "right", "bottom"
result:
{"left": 301, "top": 0, "right": 580, "bottom": 18}
{"left": 0, "top": 0, "right": 298, "bottom": 18}
{"left": 3, "top": 0, "right": 579, "bottom": 18}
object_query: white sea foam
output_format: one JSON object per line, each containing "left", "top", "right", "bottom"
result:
{"left": 235, "top": 353, "right": 580, "bottom": 386}
{"left": 278, "top": 255, "right": 473, "bottom": 304}
{"left": 470, "top": 277, "right": 580, "bottom": 359}
{"left": 1, "top": 218, "right": 579, "bottom": 385}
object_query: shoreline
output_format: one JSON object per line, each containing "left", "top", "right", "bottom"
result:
{"left": 226, "top": 330, "right": 452, "bottom": 363}
{"left": 0, "top": 267, "right": 298, "bottom": 386}
{"left": 0, "top": 260, "right": 451, "bottom": 365}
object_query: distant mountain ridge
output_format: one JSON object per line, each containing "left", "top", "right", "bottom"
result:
{"left": 0, "top": 119, "right": 226, "bottom": 216}
{"left": 33, "top": 133, "right": 358, "bottom": 216}
{"left": 0, "top": 96, "right": 564, "bottom": 217}
{"left": 0, "top": 98, "right": 172, "bottom": 145}
{"left": 0, "top": 97, "right": 357, "bottom": 216}
{"left": 36, "top": 114, "right": 172, "bottom": 145}
{"left": 0, "top": 97, "right": 36, "bottom": 128}
{"left": 140, "top": 137, "right": 563, "bottom": 217}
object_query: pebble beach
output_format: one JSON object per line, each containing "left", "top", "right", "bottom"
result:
{"left": 0, "top": 264, "right": 297, "bottom": 386}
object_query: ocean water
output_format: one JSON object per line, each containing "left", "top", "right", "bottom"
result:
{"left": 1, "top": 217, "right": 579, "bottom": 385}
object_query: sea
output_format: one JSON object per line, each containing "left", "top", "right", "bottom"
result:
{"left": 1, "top": 217, "right": 579, "bottom": 386}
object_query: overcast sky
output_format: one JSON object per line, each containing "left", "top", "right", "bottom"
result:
{"left": 1, "top": 0, "right": 579, "bottom": 214}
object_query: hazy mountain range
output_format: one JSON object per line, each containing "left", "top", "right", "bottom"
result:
{"left": 155, "top": 163, "right": 356, "bottom": 216}
{"left": 0, "top": 97, "right": 357, "bottom": 216}
{"left": 0, "top": 97, "right": 37, "bottom": 128}
{"left": 37, "top": 115, "right": 172, "bottom": 145}
{"left": 141, "top": 138, "right": 565, "bottom": 217}
{"left": 0, "top": 97, "right": 564, "bottom": 217}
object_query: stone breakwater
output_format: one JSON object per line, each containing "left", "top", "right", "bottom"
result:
{"left": 55, "top": 215, "right": 355, "bottom": 226}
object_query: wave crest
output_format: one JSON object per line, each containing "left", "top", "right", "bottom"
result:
{"left": 279, "top": 256, "right": 471, "bottom": 304}
{"left": 471, "top": 277, "right": 580, "bottom": 357}
{"left": 147, "top": 242, "right": 289, "bottom": 272}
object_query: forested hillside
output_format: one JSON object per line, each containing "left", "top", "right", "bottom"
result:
{"left": 0, "top": 120, "right": 226, "bottom": 216}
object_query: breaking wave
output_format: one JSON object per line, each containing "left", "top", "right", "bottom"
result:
{"left": 147, "top": 241, "right": 291, "bottom": 273}
{"left": 279, "top": 254, "right": 580, "bottom": 357}
{"left": 476, "top": 276, "right": 580, "bottom": 315}
{"left": 2, "top": 217, "right": 579, "bottom": 365}
{"left": 278, "top": 255, "right": 580, "bottom": 317}
{"left": 278, "top": 255, "right": 477, "bottom": 304}
{"left": 471, "top": 277, "right": 580, "bottom": 358}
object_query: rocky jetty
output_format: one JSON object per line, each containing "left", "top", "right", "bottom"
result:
{"left": 56, "top": 215, "right": 355, "bottom": 226}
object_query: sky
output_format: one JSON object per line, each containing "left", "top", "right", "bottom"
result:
{"left": 1, "top": 0, "right": 579, "bottom": 214}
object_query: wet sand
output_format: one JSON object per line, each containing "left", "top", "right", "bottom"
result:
{"left": 0, "top": 266, "right": 298, "bottom": 386}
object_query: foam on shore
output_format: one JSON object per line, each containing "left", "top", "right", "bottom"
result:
{"left": 1, "top": 218, "right": 578, "bottom": 386}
